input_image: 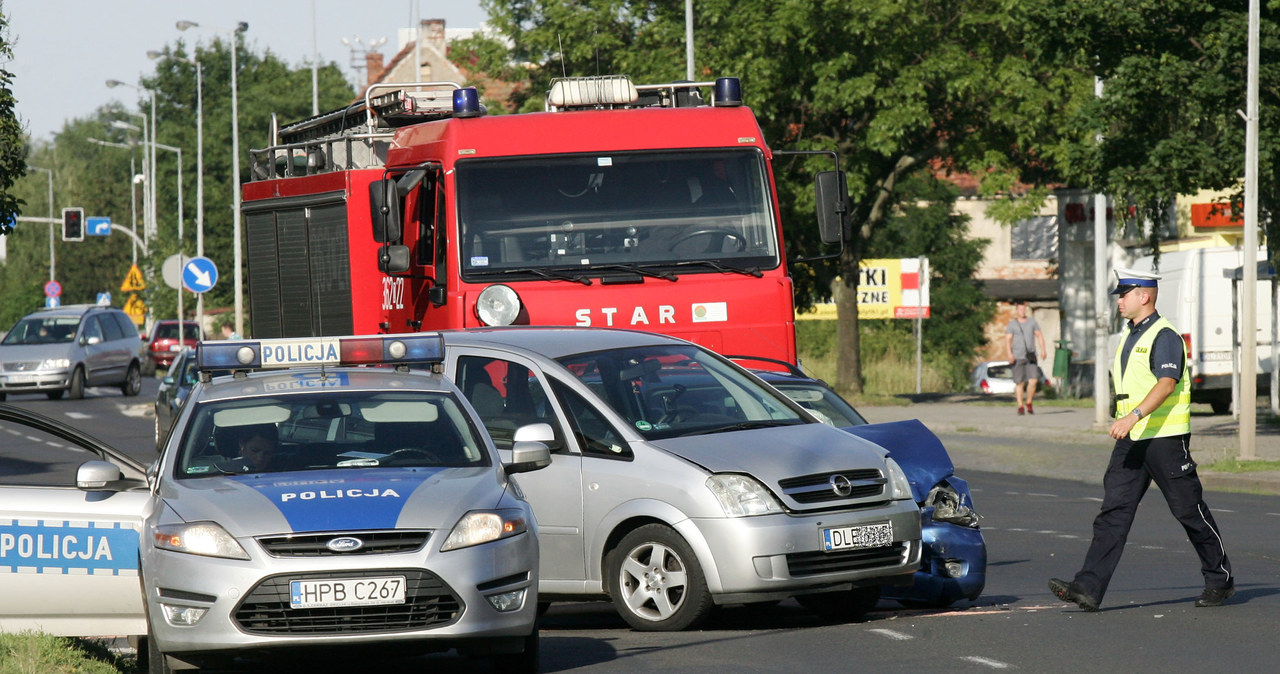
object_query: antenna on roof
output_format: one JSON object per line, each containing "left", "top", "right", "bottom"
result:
{"left": 557, "top": 33, "right": 567, "bottom": 78}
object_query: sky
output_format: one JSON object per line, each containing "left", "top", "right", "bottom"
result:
{"left": 4, "top": 0, "right": 488, "bottom": 143}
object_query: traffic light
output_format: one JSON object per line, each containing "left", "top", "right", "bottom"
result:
{"left": 61, "top": 207, "right": 84, "bottom": 241}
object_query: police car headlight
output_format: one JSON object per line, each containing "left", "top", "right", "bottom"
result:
{"left": 706, "top": 474, "right": 784, "bottom": 517}
{"left": 476, "top": 284, "right": 521, "bottom": 326}
{"left": 884, "top": 458, "right": 914, "bottom": 501}
{"left": 153, "top": 522, "right": 251, "bottom": 560}
{"left": 441, "top": 509, "right": 528, "bottom": 551}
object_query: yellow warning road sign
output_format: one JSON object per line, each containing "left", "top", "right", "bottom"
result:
{"left": 121, "top": 264, "right": 146, "bottom": 292}
{"left": 123, "top": 293, "right": 147, "bottom": 325}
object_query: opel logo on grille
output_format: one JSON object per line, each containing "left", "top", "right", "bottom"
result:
{"left": 829, "top": 474, "right": 853, "bottom": 497}
{"left": 326, "top": 536, "right": 364, "bottom": 553}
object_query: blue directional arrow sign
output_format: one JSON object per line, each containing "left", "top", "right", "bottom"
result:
{"left": 86, "top": 216, "right": 112, "bottom": 236}
{"left": 182, "top": 256, "right": 219, "bottom": 294}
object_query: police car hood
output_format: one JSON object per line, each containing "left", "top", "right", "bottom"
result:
{"left": 163, "top": 467, "right": 502, "bottom": 536}
{"left": 650, "top": 422, "right": 889, "bottom": 482}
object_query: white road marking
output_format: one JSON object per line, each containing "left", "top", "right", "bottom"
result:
{"left": 868, "top": 628, "right": 913, "bottom": 641}
{"left": 64, "top": 412, "right": 93, "bottom": 419}
{"left": 1025, "top": 492, "right": 1058, "bottom": 498}
{"left": 960, "top": 656, "right": 1012, "bottom": 669}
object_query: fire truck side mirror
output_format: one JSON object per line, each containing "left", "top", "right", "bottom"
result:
{"left": 814, "top": 171, "right": 848, "bottom": 245}
{"left": 378, "top": 244, "right": 411, "bottom": 274}
{"left": 369, "top": 179, "right": 403, "bottom": 243}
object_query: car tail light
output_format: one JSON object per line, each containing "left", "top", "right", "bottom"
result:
{"left": 980, "top": 379, "right": 990, "bottom": 393}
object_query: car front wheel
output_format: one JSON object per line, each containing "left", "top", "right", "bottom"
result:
{"left": 605, "top": 524, "right": 713, "bottom": 631}
{"left": 67, "top": 367, "right": 85, "bottom": 400}
{"left": 122, "top": 362, "right": 142, "bottom": 397}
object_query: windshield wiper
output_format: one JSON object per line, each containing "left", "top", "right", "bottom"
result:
{"left": 671, "top": 259, "right": 763, "bottom": 278}
{"left": 588, "top": 263, "right": 678, "bottom": 281}
{"left": 470, "top": 267, "right": 593, "bottom": 285}
{"left": 679, "top": 419, "right": 801, "bottom": 436}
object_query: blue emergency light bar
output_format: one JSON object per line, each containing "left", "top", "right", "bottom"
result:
{"left": 196, "top": 333, "right": 445, "bottom": 372}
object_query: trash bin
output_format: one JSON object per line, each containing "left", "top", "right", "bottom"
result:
{"left": 1053, "top": 340, "right": 1071, "bottom": 380}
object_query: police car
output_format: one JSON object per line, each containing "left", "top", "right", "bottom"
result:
{"left": 0, "top": 333, "right": 549, "bottom": 673}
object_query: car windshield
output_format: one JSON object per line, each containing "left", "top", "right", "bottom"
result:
{"left": 174, "top": 390, "right": 489, "bottom": 478}
{"left": 1, "top": 317, "right": 80, "bottom": 345}
{"left": 155, "top": 323, "right": 201, "bottom": 341}
{"left": 455, "top": 149, "right": 778, "bottom": 279}
{"left": 556, "top": 344, "right": 807, "bottom": 440}
{"left": 770, "top": 382, "right": 868, "bottom": 427}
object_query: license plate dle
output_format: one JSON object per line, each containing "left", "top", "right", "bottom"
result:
{"left": 821, "top": 522, "right": 893, "bottom": 551}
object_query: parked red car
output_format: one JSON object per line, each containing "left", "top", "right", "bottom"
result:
{"left": 140, "top": 320, "right": 202, "bottom": 375}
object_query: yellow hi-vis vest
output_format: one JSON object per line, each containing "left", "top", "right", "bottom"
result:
{"left": 1112, "top": 315, "right": 1191, "bottom": 439}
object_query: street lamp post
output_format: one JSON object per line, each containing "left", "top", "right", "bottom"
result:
{"left": 88, "top": 138, "right": 141, "bottom": 265}
{"left": 26, "top": 165, "right": 54, "bottom": 282}
{"left": 150, "top": 50, "right": 206, "bottom": 333}
{"left": 178, "top": 19, "right": 248, "bottom": 338}
{"left": 155, "top": 142, "right": 187, "bottom": 347}
{"left": 106, "top": 81, "right": 157, "bottom": 245}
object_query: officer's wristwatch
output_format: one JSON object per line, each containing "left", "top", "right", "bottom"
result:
{"left": 1131, "top": 408, "right": 1143, "bottom": 420}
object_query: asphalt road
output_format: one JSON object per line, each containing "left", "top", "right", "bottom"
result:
{"left": 3, "top": 388, "right": 1278, "bottom": 672}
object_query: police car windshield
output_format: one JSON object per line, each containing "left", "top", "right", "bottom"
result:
{"left": 175, "top": 391, "right": 489, "bottom": 478}
{"left": 556, "top": 344, "right": 807, "bottom": 440}
{"left": 455, "top": 149, "right": 779, "bottom": 279}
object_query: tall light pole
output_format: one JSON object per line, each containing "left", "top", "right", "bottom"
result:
{"left": 155, "top": 142, "right": 187, "bottom": 346}
{"left": 109, "top": 117, "right": 150, "bottom": 254}
{"left": 178, "top": 19, "right": 248, "bottom": 338}
{"left": 88, "top": 138, "right": 142, "bottom": 265}
{"left": 149, "top": 49, "right": 206, "bottom": 332}
{"left": 106, "top": 80, "right": 157, "bottom": 244}
{"left": 26, "top": 165, "right": 55, "bottom": 282}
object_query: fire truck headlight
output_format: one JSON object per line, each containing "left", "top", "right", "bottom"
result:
{"left": 476, "top": 284, "right": 521, "bottom": 326}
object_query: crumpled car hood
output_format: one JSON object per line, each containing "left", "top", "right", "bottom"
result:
{"left": 842, "top": 419, "right": 954, "bottom": 503}
{"left": 649, "top": 422, "right": 890, "bottom": 483}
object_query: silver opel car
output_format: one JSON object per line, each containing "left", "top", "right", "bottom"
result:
{"left": 0, "top": 333, "right": 548, "bottom": 673}
{"left": 0, "top": 304, "right": 143, "bottom": 401}
{"left": 439, "top": 327, "right": 924, "bottom": 631}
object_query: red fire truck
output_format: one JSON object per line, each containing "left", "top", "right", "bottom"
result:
{"left": 243, "top": 76, "right": 844, "bottom": 363}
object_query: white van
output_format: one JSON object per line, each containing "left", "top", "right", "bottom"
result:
{"left": 1113, "top": 247, "right": 1271, "bottom": 414}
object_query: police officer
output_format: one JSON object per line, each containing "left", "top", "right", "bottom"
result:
{"left": 1049, "top": 268, "right": 1234, "bottom": 610}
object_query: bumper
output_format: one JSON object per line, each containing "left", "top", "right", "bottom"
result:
{"left": 882, "top": 518, "right": 986, "bottom": 605}
{"left": 687, "top": 498, "right": 922, "bottom": 602}
{"left": 0, "top": 371, "right": 69, "bottom": 394}
{"left": 143, "top": 531, "right": 538, "bottom": 657}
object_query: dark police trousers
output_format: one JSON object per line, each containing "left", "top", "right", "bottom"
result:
{"left": 1073, "top": 433, "right": 1232, "bottom": 601}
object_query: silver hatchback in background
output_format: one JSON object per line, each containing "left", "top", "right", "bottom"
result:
{"left": 441, "top": 327, "right": 923, "bottom": 631}
{"left": 0, "top": 305, "right": 143, "bottom": 401}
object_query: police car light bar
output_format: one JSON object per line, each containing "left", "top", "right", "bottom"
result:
{"left": 197, "top": 334, "right": 445, "bottom": 371}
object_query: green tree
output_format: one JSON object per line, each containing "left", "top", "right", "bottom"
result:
{"left": 0, "top": 9, "right": 26, "bottom": 234}
{"left": 1025, "top": 1, "right": 1280, "bottom": 253}
{"left": 459, "top": 0, "right": 1090, "bottom": 392}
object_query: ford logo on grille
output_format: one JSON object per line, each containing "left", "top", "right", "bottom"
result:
{"left": 828, "top": 474, "right": 853, "bottom": 497}
{"left": 326, "top": 536, "right": 364, "bottom": 553}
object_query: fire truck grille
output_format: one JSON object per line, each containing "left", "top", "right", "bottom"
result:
{"left": 233, "top": 569, "right": 462, "bottom": 635}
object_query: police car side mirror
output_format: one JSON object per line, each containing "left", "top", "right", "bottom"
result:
{"left": 815, "top": 170, "right": 848, "bottom": 245}
{"left": 77, "top": 460, "right": 141, "bottom": 492}
{"left": 378, "top": 244, "right": 411, "bottom": 274}
{"left": 369, "top": 178, "right": 403, "bottom": 243}
{"left": 505, "top": 441, "right": 552, "bottom": 474}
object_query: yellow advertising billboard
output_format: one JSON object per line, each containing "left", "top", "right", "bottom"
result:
{"left": 857, "top": 258, "right": 930, "bottom": 320}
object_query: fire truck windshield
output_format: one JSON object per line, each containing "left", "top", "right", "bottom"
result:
{"left": 456, "top": 149, "right": 779, "bottom": 280}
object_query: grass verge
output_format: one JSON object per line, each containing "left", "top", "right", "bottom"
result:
{"left": 0, "top": 632, "right": 134, "bottom": 674}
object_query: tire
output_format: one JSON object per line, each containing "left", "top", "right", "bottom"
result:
{"left": 797, "top": 586, "right": 881, "bottom": 622}
{"left": 0, "top": 392, "right": 5, "bottom": 401}
{"left": 605, "top": 524, "right": 713, "bottom": 631}
{"left": 121, "top": 362, "right": 142, "bottom": 397}
{"left": 46, "top": 390, "right": 64, "bottom": 400}
{"left": 490, "top": 626, "right": 539, "bottom": 674}
{"left": 1209, "top": 396, "right": 1230, "bottom": 415}
{"left": 67, "top": 367, "right": 85, "bottom": 400}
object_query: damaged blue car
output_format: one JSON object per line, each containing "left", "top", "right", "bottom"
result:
{"left": 749, "top": 363, "right": 986, "bottom": 608}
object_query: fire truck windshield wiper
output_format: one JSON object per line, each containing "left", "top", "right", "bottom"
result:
{"left": 671, "top": 259, "right": 763, "bottom": 278}
{"left": 588, "top": 263, "right": 678, "bottom": 281}
{"left": 471, "top": 267, "right": 593, "bottom": 285}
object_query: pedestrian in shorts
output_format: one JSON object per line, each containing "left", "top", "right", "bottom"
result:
{"left": 1005, "top": 300, "right": 1046, "bottom": 415}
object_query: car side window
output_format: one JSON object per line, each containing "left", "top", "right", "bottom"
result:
{"left": 82, "top": 316, "right": 104, "bottom": 342}
{"left": 456, "top": 355, "right": 564, "bottom": 451}
{"left": 113, "top": 313, "right": 139, "bottom": 339}
{"left": 0, "top": 417, "right": 93, "bottom": 487}
{"left": 99, "top": 313, "right": 124, "bottom": 342}
{"left": 549, "top": 379, "right": 632, "bottom": 460}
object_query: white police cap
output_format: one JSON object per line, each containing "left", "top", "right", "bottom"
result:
{"left": 1110, "top": 267, "right": 1160, "bottom": 294}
